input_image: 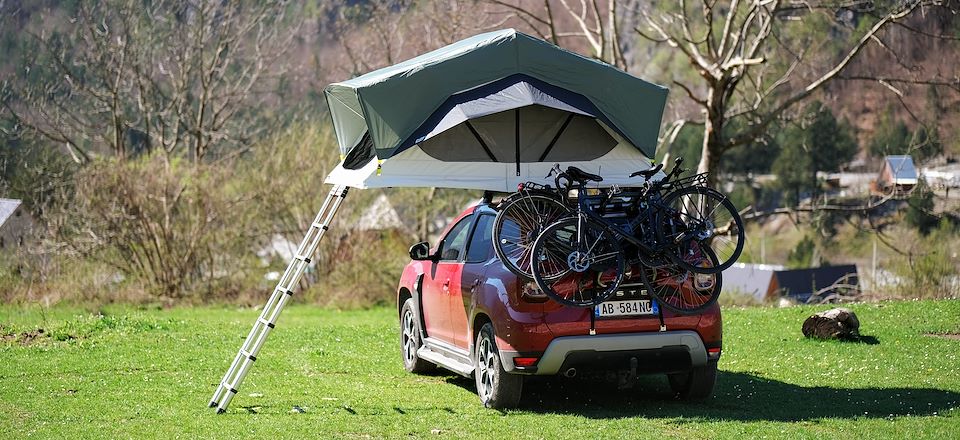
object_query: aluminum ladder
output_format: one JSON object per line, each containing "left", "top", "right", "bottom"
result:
{"left": 209, "top": 184, "right": 349, "bottom": 413}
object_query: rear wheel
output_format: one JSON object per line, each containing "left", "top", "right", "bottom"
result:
{"left": 400, "top": 299, "right": 435, "bottom": 374}
{"left": 475, "top": 323, "right": 523, "bottom": 409}
{"left": 668, "top": 360, "right": 718, "bottom": 401}
{"left": 493, "top": 193, "right": 570, "bottom": 279}
{"left": 657, "top": 186, "right": 744, "bottom": 274}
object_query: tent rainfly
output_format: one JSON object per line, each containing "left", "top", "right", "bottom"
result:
{"left": 324, "top": 28, "right": 669, "bottom": 191}
{"left": 210, "top": 29, "right": 669, "bottom": 414}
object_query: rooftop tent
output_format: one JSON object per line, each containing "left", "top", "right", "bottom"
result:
{"left": 323, "top": 29, "right": 669, "bottom": 191}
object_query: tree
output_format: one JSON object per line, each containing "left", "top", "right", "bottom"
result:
{"left": 773, "top": 101, "right": 857, "bottom": 204}
{"left": 905, "top": 181, "right": 939, "bottom": 235}
{"left": 485, "top": 1, "right": 951, "bottom": 183}
{"left": 1, "top": 0, "right": 299, "bottom": 164}
{"left": 909, "top": 124, "right": 942, "bottom": 163}
{"left": 868, "top": 112, "right": 911, "bottom": 158}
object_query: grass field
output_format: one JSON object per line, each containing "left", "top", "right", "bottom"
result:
{"left": 1, "top": 300, "right": 958, "bottom": 439}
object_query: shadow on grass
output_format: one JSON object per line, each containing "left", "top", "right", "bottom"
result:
{"left": 447, "top": 371, "right": 960, "bottom": 421}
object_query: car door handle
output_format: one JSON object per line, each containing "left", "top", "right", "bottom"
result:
{"left": 442, "top": 280, "right": 450, "bottom": 290}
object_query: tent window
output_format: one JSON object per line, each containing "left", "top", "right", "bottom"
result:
{"left": 418, "top": 105, "right": 616, "bottom": 163}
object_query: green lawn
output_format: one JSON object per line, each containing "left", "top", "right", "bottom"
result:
{"left": 1, "top": 300, "right": 958, "bottom": 439}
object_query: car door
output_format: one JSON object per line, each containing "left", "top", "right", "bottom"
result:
{"left": 452, "top": 213, "right": 496, "bottom": 349}
{"left": 421, "top": 214, "right": 474, "bottom": 345}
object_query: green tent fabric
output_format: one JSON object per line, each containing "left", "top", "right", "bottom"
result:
{"left": 325, "top": 29, "right": 668, "bottom": 160}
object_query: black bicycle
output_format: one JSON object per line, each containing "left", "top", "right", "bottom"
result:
{"left": 501, "top": 159, "right": 743, "bottom": 312}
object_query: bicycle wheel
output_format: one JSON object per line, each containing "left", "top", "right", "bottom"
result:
{"left": 493, "top": 192, "right": 570, "bottom": 279}
{"left": 656, "top": 186, "right": 744, "bottom": 274}
{"left": 641, "top": 243, "right": 722, "bottom": 314}
{"left": 531, "top": 217, "right": 626, "bottom": 307}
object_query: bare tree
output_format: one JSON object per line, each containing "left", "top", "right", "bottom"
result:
{"left": 483, "top": 1, "right": 956, "bottom": 181}
{"left": 485, "top": 0, "right": 634, "bottom": 68}
{"left": 327, "top": 0, "right": 508, "bottom": 78}
{"left": 1, "top": 0, "right": 298, "bottom": 164}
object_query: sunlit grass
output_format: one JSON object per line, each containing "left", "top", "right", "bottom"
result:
{"left": 1, "top": 300, "right": 958, "bottom": 439}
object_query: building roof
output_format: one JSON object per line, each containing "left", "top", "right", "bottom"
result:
{"left": 356, "top": 194, "right": 406, "bottom": 231}
{"left": 772, "top": 265, "right": 859, "bottom": 302}
{"left": 883, "top": 155, "right": 918, "bottom": 185}
{"left": 0, "top": 198, "right": 23, "bottom": 228}
{"left": 721, "top": 263, "right": 783, "bottom": 301}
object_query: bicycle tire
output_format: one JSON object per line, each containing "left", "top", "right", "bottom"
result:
{"left": 655, "top": 186, "right": 744, "bottom": 274}
{"left": 640, "top": 244, "right": 722, "bottom": 314}
{"left": 531, "top": 217, "right": 626, "bottom": 307}
{"left": 493, "top": 192, "right": 570, "bottom": 279}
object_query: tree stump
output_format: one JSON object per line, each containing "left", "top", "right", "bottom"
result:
{"left": 802, "top": 307, "right": 860, "bottom": 341}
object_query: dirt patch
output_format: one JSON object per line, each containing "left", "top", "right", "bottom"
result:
{"left": 1, "top": 328, "right": 51, "bottom": 346}
{"left": 925, "top": 333, "right": 960, "bottom": 340}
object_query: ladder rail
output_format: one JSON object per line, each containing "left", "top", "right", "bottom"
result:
{"left": 209, "top": 184, "right": 349, "bottom": 413}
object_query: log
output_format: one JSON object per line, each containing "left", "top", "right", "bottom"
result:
{"left": 802, "top": 307, "right": 861, "bottom": 341}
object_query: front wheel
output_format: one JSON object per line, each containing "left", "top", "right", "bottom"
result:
{"left": 531, "top": 217, "right": 625, "bottom": 307}
{"left": 641, "top": 245, "right": 722, "bottom": 315}
{"left": 493, "top": 192, "right": 570, "bottom": 279}
{"left": 656, "top": 186, "right": 744, "bottom": 274}
{"left": 475, "top": 323, "right": 523, "bottom": 409}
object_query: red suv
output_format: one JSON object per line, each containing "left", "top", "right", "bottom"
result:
{"left": 396, "top": 199, "right": 722, "bottom": 408}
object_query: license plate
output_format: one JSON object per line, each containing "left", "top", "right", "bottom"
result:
{"left": 595, "top": 299, "right": 658, "bottom": 317}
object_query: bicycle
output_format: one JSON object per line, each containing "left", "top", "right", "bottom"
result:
{"left": 525, "top": 159, "right": 742, "bottom": 311}
{"left": 492, "top": 182, "right": 570, "bottom": 280}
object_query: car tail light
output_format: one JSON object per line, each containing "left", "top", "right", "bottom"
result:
{"left": 707, "top": 347, "right": 721, "bottom": 360}
{"left": 520, "top": 281, "right": 548, "bottom": 303}
{"left": 513, "top": 357, "right": 539, "bottom": 367}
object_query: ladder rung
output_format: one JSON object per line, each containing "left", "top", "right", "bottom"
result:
{"left": 275, "top": 287, "right": 294, "bottom": 297}
{"left": 239, "top": 350, "right": 257, "bottom": 362}
{"left": 257, "top": 318, "right": 275, "bottom": 329}
{"left": 311, "top": 222, "right": 329, "bottom": 230}
{"left": 295, "top": 255, "right": 311, "bottom": 263}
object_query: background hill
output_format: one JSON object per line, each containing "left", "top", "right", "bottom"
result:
{"left": 0, "top": 1, "right": 957, "bottom": 306}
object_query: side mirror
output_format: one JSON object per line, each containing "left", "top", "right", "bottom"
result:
{"left": 409, "top": 241, "right": 433, "bottom": 261}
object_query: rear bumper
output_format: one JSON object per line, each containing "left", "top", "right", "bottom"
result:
{"left": 500, "top": 330, "right": 708, "bottom": 375}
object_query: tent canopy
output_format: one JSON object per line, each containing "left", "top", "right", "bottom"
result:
{"left": 324, "top": 29, "right": 669, "bottom": 191}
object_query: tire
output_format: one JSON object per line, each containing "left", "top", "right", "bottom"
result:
{"left": 642, "top": 246, "right": 722, "bottom": 315}
{"left": 493, "top": 192, "right": 570, "bottom": 279}
{"left": 474, "top": 323, "right": 523, "bottom": 409}
{"left": 531, "top": 217, "right": 625, "bottom": 307}
{"left": 399, "top": 299, "right": 435, "bottom": 374}
{"left": 668, "top": 360, "right": 718, "bottom": 401}
{"left": 656, "top": 186, "right": 744, "bottom": 274}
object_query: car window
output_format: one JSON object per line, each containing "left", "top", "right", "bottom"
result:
{"left": 465, "top": 215, "right": 494, "bottom": 263}
{"left": 439, "top": 215, "right": 474, "bottom": 261}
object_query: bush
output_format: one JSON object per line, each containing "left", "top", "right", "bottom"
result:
{"left": 50, "top": 154, "right": 254, "bottom": 299}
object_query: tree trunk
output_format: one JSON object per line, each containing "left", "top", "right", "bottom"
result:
{"left": 697, "top": 89, "right": 725, "bottom": 186}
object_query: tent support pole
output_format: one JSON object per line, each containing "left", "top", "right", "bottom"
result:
{"left": 208, "top": 184, "right": 350, "bottom": 414}
{"left": 539, "top": 114, "right": 575, "bottom": 162}
{"left": 465, "top": 121, "right": 498, "bottom": 162}
{"left": 515, "top": 109, "right": 521, "bottom": 176}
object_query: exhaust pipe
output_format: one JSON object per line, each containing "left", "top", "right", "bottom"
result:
{"left": 563, "top": 368, "right": 577, "bottom": 378}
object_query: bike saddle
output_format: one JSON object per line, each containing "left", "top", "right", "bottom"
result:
{"left": 630, "top": 163, "right": 663, "bottom": 179}
{"left": 565, "top": 166, "right": 603, "bottom": 182}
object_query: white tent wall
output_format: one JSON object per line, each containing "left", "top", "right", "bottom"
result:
{"left": 324, "top": 123, "right": 663, "bottom": 191}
